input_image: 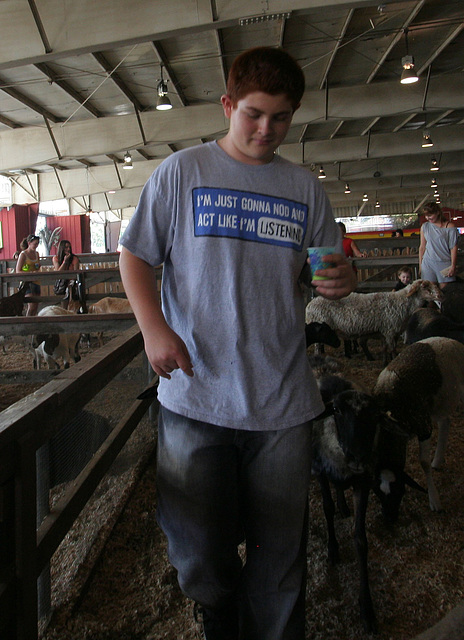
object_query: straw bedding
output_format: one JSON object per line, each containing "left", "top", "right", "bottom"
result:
{"left": 1, "top": 338, "right": 464, "bottom": 639}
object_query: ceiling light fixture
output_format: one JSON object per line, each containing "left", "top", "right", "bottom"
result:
{"left": 239, "top": 12, "right": 291, "bottom": 26}
{"left": 344, "top": 183, "right": 351, "bottom": 194}
{"left": 430, "top": 157, "right": 439, "bottom": 171}
{"left": 362, "top": 193, "right": 368, "bottom": 202}
{"left": 375, "top": 200, "right": 380, "bottom": 208}
{"left": 400, "top": 28, "right": 419, "bottom": 85}
{"left": 430, "top": 178, "right": 438, "bottom": 189}
{"left": 318, "top": 166, "right": 326, "bottom": 179}
{"left": 421, "top": 131, "right": 433, "bottom": 148}
{"left": 156, "top": 65, "right": 172, "bottom": 111}
{"left": 123, "top": 150, "right": 133, "bottom": 170}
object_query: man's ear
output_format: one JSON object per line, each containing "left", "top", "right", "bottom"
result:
{"left": 221, "top": 94, "right": 233, "bottom": 118}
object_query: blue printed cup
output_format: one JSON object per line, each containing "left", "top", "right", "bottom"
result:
{"left": 307, "top": 246, "right": 336, "bottom": 280}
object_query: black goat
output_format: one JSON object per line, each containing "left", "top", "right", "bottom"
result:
{"left": 0, "top": 282, "right": 28, "bottom": 317}
{"left": 312, "top": 385, "right": 382, "bottom": 634}
{"left": 305, "top": 321, "right": 340, "bottom": 349}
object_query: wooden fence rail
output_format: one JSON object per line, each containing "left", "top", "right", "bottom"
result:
{"left": 0, "top": 326, "right": 158, "bottom": 640}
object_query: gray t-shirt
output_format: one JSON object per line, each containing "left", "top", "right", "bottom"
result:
{"left": 121, "top": 141, "right": 342, "bottom": 430}
{"left": 422, "top": 221, "right": 459, "bottom": 264}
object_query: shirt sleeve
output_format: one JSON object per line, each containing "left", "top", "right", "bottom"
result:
{"left": 120, "top": 163, "right": 176, "bottom": 266}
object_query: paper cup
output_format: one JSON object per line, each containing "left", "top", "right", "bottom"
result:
{"left": 307, "top": 246, "right": 335, "bottom": 280}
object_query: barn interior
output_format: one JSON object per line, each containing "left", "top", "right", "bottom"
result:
{"left": 1, "top": 2, "right": 464, "bottom": 639}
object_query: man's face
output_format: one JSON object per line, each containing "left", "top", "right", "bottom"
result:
{"left": 221, "top": 92, "right": 296, "bottom": 165}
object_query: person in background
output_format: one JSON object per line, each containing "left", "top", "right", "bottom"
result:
{"left": 393, "top": 265, "right": 413, "bottom": 291}
{"left": 391, "top": 228, "right": 404, "bottom": 238}
{"left": 120, "top": 46, "right": 355, "bottom": 640}
{"left": 15, "top": 234, "right": 41, "bottom": 316}
{"left": 419, "top": 201, "right": 459, "bottom": 288}
{"left": 338, "top": 221, "right": 367, "bottom": 269}
{"left": 52, "top": 240, "right": 80, "bottom": 308}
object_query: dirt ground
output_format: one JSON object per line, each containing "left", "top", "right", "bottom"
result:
{"left": 2, "top": 338, "right": 464, "bottom": 640}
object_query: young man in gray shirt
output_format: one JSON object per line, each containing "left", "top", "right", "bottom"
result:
{"left": 120, "top": 46, "right": 356, "bottom": 640}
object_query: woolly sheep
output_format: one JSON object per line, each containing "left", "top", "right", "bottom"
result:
{"left": 441, "top": 282, "right": 464, "bottom": 324}
{"left": 373, "top": 336, "right": 464, "bottom": 516}
{"left": 305, "top": 280, "right": 443, "bottom": 364}
{"left": 404, "top": 307, "right": 464, "bottom": 345}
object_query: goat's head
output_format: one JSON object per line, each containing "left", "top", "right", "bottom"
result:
{"left": 305, "top": 321, "right": 341, "bottom": 349}
{"left": 330, "top": 390, "right": 380, "bottom": 475}
{"left": 407, "top": 279, "right": 443, "bottom": 303}
{"left": 32, "top": 334, "right": 59, "bottom": 354}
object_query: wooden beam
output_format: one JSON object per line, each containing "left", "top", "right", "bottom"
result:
{"left": 35, "top": 63, "right": 104, "bottom": 118}
{"left": 92, "top": 51, "right": 147, "bottom": 112}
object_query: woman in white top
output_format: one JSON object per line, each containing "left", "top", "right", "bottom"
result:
{"left": 419, "top": 201, "right": 459, "bottom": 288}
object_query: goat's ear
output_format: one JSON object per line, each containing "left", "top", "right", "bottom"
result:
{"left": 315, "top": 402, "right": 334, "bottom": 421}
{"left": 380, "top": 411, "right": 410, "bottom": 438}
{"left": 403, "top": 472, "right": 427, "bottom": 493}
{"left": 32, "top": 334, "right": 46, "bottom": 348}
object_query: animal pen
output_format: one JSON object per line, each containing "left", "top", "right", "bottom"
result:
{"left": 0, "top": 253, "right": 162, "bottom": 639}
{"left": 0, "top": 322, "right": 159, "bottom": 639}
{"left": 1, "top": 238, "right": 464, "bottom": 640}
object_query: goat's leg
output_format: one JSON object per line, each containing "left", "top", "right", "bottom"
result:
{"left": 359, "top": 337, "right": 374, "bottom": 361}
{"left": 335, "top": 486, "right": 351, "bottom": 518}
{"left": 344, "top": 340, "right": 352, "bottom": 359}
{"left": 432, "top": 418, "right": 450, "bottom": 470}
{"left": 314, "top": 343, "right": 325, "bottom": 356}
{"left": 45, "top": 355, "right": 59, "bottom": 370}
{"left": 317, "top": 474, "right": 340, "bottom": 565}
{"left": 419, "top": 438, "right": 442, "bottom": 511}
{"left": 353, "top": 481, "right": 377, "bottom": 634}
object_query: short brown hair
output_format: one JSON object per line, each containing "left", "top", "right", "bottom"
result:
{"left": 397, "top": 265, "right": 413, "bottom": 278}
{"left": 226, "top": 47, "right": 305, "bottom": 111}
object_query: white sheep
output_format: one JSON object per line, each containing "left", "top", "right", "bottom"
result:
{"left": 373, "top": 336, "right": 464, "bottom": 515}
{"left": 305, "top": 280, "right": 443, "bottom": 364}
{"left": 33, "top": 306, "right": 81, "bottom": 369}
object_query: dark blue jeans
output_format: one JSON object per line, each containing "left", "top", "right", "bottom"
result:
{"left": 156, "top": 406, "right": 312, "bottom": 640}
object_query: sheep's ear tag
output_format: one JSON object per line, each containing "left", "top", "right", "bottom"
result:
{"left": 315, "top": 402, "right": 335, "bottom": 421}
